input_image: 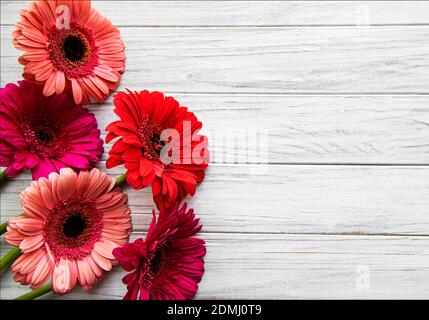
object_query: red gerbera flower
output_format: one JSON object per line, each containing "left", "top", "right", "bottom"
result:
{"left": 105, "top": 90, "right": 209, "bottom": 209}
{"left": 0, "top": 80, "right": 103, "bottom": 180}
{"left": 13, "top": 0, "right": 125, "bottom": 104}
{"left": 112, "top": 203, "right": 206, "bottom": 300}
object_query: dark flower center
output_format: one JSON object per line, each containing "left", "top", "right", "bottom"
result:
{"left": 44, "top": 199, "right": 103, "bottom": 261}
{"left": 63, "top": 35, "right": 86, "bottom": 62}
{"left": 150, "top": 247, "right": 166, "bottom": 275}
{"left": 35, "top": 127, "right": 56, "bottom": 145}
{"left": 22, "top": 121, "right": 67, "bottom": 158}
{"left": 138, "top": 117, "right": 166, "bottom": 160}
{"left": 63, "top": 214, "right": 86, "bottom": 238}
{"left": 48, "top": 23, "right": 98, "bottom": 78}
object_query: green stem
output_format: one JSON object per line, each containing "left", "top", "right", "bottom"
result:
{"left": 0, "top": 247, "right": 22, "bottom": 272}
{"left": 0, "top": 169, "right": 7, "bottom": 187}
{"left": 0, "top": 212, "right": 24, "bottom": 236}
{"left": 115, "top": 173, "right": 127, "bottom": 187}
{"left": 15, "top": 283, "right": 52, "bottom": 300}
{"left": 0, "top": 221, "right": 7, "bottom": 235}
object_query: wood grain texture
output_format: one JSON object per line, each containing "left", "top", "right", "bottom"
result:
{"left": 1, "top": 233, "right": 428, "bottom": 299}
{"left": 2, "top": 25, "right": 429, "bottom": 93}
{"left": 1, "top": 1, "right": 428, "bottom": 300}
{"left": 1, "top": 94, "right": 427, "bottom": 165}
{"left": 84, "top": 95, "right": 429, "bottom": 164}
{"left": 2, "top": 1, "right": 429, "bottom": 26}
{"left": 2, "top": 164, "right": 429, "bottom": 235}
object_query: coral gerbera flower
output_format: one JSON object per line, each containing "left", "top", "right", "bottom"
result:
{"left": 0, "top": 80, "right": 103, "bottom": 180}
{"left": 5, "top": 168, "right": 132, "bottom": 293}
{"left": 113, "top": 203, "right": 206, "bottom": 300}
{"left": 106, "top": 90, "right": 209, "bottom": 209}
{"left": 13, "top": 0, "right": 125, "bottom": 104}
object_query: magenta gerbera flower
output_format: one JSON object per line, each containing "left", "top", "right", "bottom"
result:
{"left": 113, "top": 203, "right": 206, "bottom": 300}
{"left": 0, "top": 80, "right": 103, "bottom": 180}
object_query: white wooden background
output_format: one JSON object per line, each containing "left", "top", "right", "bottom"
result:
{"left": 1, "top": 1, "right": 429, "bottom": 299}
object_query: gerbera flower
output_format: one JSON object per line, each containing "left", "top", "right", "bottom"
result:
{"left": 113, "top": 203, "right": 206, "bottom": 300}
{"left": 106, "top": 90, "right": 209, "bottom": 209}
{"left": 13, "top": 0, "right": 125, "bottom": 104}
{"left": 5, "top": 168, "right": 132, "bottom": 293}
{"left": 0, "top": 80, "right": 103, "bottom": 180}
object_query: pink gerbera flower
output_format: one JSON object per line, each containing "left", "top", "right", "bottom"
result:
{"left": 113, "top": 203, "right": 206, "bottom": 300}
{"left": 13, "top": 0, "right": 125, "bottom": 104}
{"left": 5, "top": 168, "right": 132, "bottom": 293}
{"left": 0, "top": 80, "right": 103, "bottom": 180}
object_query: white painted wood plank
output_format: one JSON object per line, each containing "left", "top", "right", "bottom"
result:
{"left": 2, "top": 88, "right": 429, "bottom": 163}
{"left": 2, "top": 26, "right": 428, "bottom": 93}
{"left": 1, "top": 233, "right": 428, "bottom": 299}
{"left": 1, "top": 0, "right": 428, "bottom": 301}
{"left": 2, "top": 165, "right": 429, "bottom": 235}
{"left": 92, "top": 95, "right": 429, "bottom": 164}
{"left": 2, "top": 1, "right": 429, "bottom": 26}
{"left": 1, "top": 71, "right": 428, "bottom": 162}
{"left": 2, "top": 94, "right": 428, "bottom": 166}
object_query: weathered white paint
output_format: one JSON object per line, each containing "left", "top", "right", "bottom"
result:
{"left": 0, "top": 1, "right": 428, "bottom": 300}
{"left": 2, "top": 26, "right": 429, "bottom": 93}
{"left": 1, "top": 233, "right": 428, "bottom": 299}
{"left": 2, "top": 95, "right": 428, "bottom": 164}
{"left": 80, "top": 95, "right": 429, "bottom": 164}
{"left": 2, "top": 1, "right": 429, "bottom": 26}
{"left": 2, "top": 165, "right": 429, "bottom": 235}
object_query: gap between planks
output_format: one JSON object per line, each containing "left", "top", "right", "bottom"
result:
{"left": 196, "top": 231, "right": 429, "bottom": 238}
{"left": 3, "top": 163, "right": 429, "bottom": 182}
{"left": 86, "top": 92, "right": 429, "bottom": 96}
{"left": 2, "top": 0, "right": 429, "bottom": 27}
{"left": 3, "top": 24, "right": 429, "bottom": 28}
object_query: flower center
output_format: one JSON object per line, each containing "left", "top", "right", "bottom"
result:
{"left": 138, "top": 116, "right": 166, "bottom": 161}
{"left": 21, "top": 121, "right": 66, "bottom": 158}
{"left": 48, "top": 22, "right": 98, "bottom": 78}
{"left": 63, "top": 215, "right": 86, "bottom": 238}
{"left": 44, "top": 199, "right": 103, "bottom": 261}
{"left": 63, "top": 35, "right": 86, "bottom": 62}
{"left": 35, "top": 127, "right": 56, "bottom": 144}
{"left": 150, "top": 247, "right": 166, "bottom": 275}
